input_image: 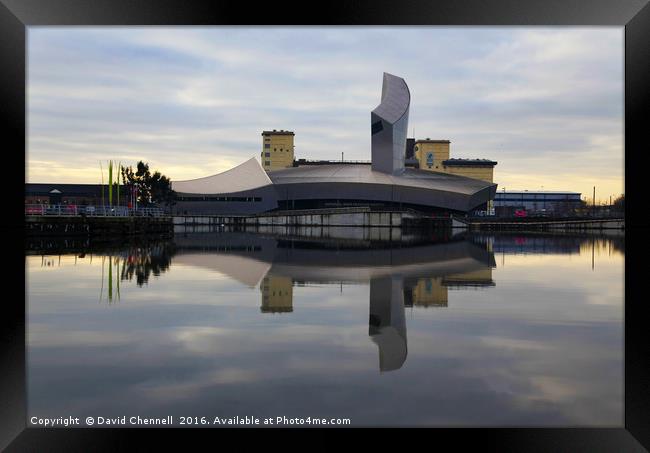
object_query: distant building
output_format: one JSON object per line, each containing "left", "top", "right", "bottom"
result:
{"left": 494, "top": 191, "right": 582, "bottom": 215}
{"left": 25, "top": 183, "right": 128, "bottom": 206}
{"left": 261, "top": 130, "right": 295, "bottom": 171}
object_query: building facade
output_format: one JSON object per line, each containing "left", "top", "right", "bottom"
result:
{"left": 412, "top": 139, "right": 497, "bottom": 214}
{"left": 442, "top": 159, "right": 497, "bottom": 184}
{"left": 493, "top": 191, "right": 582, "bottom": 215}
{"left": 413, "top": 139, "right": 496, "bottom": 184}
{"left": 25, "top": 183, "right": 128, "bottom": 206}
{"left": 371, "top": 73, "right": 410, "bottom": 175}
{"left": 172, "top": 73, "right": 498, "bottom": 216}
{"left": 261, "top": 130, "right": 295, "bottom": 171}
{"left": 414, "top": 139, "right": 450, "bottom": 172}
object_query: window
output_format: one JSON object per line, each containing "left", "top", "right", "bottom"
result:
{"left": 265, "top": 152, "right": 271, "bottom": 157}
{"left": 265, "top": 161, "right": 271, "bottom": 166}
{"left": 264, "top": 144, "right": 270, "bottom": 148}
{"left": 371, "top": 120, "right": 383, "bottom": 135}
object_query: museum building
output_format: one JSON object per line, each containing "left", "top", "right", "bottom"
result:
{"left": 171, "top": 73, "right": 499, "bottom": 216}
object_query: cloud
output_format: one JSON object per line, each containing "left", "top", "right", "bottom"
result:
{"left": 27, "top": 27, "right": 623, "bottom": 197}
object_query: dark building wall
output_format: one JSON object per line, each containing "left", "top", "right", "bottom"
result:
{"left": 172, "top": 185, "right": 278, "bottom": 215}
{"left": 272, "top": 181, "right": 495, "bottom": 213}
{"left": 494, "top": 192, "right": 582, "bottom": 213}
{"left": 405, "top": 138, "right": 415, "bottom": 159}
{"left": 26, "top": 183, "right": 129, "bottom": 205}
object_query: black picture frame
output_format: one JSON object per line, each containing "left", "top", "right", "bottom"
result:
{"left": 3, "top": 0, "right": 649, "bottom": 450}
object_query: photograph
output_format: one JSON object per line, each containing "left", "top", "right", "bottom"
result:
{"left": 2, "top": 1, "right": 648, "bottom": 448}
{"left": 24, "top": 26, "right": 625, "bottom": 428}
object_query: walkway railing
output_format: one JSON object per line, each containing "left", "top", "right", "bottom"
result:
{"left": 25, "top": 204, "right": 165, "bottom": 217}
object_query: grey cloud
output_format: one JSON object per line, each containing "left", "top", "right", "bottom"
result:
{"left": 27, "top": 27, "right": 623, "bottom": 196}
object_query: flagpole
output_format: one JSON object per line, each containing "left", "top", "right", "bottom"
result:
{"left": 100, "top": 161, "right": 104, "bottom": 210}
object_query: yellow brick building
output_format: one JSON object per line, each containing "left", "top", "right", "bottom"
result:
{"left": 414, "top": 138, "right": 497, "bottom": 213}
{"left": 261, "top": 130, "right": 295, "bottom": 171}
{"left": 413, "top": 139, "right": 496, "bottom": 184}
{"left": 414, "top": 139, "right": 450, "bottom": 172}
{"left": 442, "top": 161, "right": 496, "bottom": 183}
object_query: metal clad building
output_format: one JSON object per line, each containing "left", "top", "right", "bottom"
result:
{"left": 371, "top": 73, "right": 410, "bottom": 175}
{"left": 494, "top": 191, "right": 582, "bottom": 214}
{"left": 171, "top": 73, "right": 498, "bottom": 215}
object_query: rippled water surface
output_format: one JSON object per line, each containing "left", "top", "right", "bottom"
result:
{"left": 27, "top": 228, "right": 624, "bottom": 426}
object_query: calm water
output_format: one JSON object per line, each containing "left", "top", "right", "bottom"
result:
{"left": 27, "top": 228, "right": 624, "bottom": 427}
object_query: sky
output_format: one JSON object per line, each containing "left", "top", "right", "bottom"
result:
{"left": 27, "top": 27, "right": 624, "bottom": 202}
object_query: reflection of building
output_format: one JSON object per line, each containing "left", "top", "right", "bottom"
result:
{"left": 490, "top": 233, "right": 583, "bottom": 255}
{"left": 260, "top": 276, "right": 293, "bottom": 313}
{"left": 403, "top": 268, "right": 494, "bottom": 308}
{"left": 261, "top": 130, "right": 295, "bottom": 171}
{"left": 172, "top": 73, "right": 497, "bottom": 216}
{"left": 408, "top": 277, "right": 448, "bottom": 307}
{"left": 442, "top": 268, "right": 495, "bottom": 288}
{"left": 172, "top": 230, "right": 497, "bottom": 372}
{"left": 369, "top": 276, "right": 407, "bottom": 372}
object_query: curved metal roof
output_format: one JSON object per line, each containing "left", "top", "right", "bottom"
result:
{"left": 268, "top": 164, "right": 493, "bottom": 195}
{"left": 172, "top": 157, "right": 271, "bottom": 195}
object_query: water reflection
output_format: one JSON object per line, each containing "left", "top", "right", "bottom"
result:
{"left": 27, "top": 229, "right": 623, "bottom": 372}
{"left": 369, "top": 276, "right": 407, "bottom": 371}
{"left": 28, "top": 230, "right": 498, "bottom": 371}
{"left": 120, "top": 243, "right": 175, "bottom": 287}
{"left": 26, "top": 228, "right": 624, "bottom": 426}
{"left": 170, "top": 229, "right": 498, "bottom": 372}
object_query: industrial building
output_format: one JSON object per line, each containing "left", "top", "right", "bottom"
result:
{"left": 25, "top": 183, "right": 128, "bottom": 206}
{"left": 172, "top": 73, "right": 498, "bottom": 216}
{"left": 493, "top": 191, "right": 582, "bottom": 216}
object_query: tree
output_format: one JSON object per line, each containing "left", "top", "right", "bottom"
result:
{"left": 612, "top": 194, "right": 624, "bottom": 213}
{"left": 121, "top": 161, "right": 176, "bottom": 208}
